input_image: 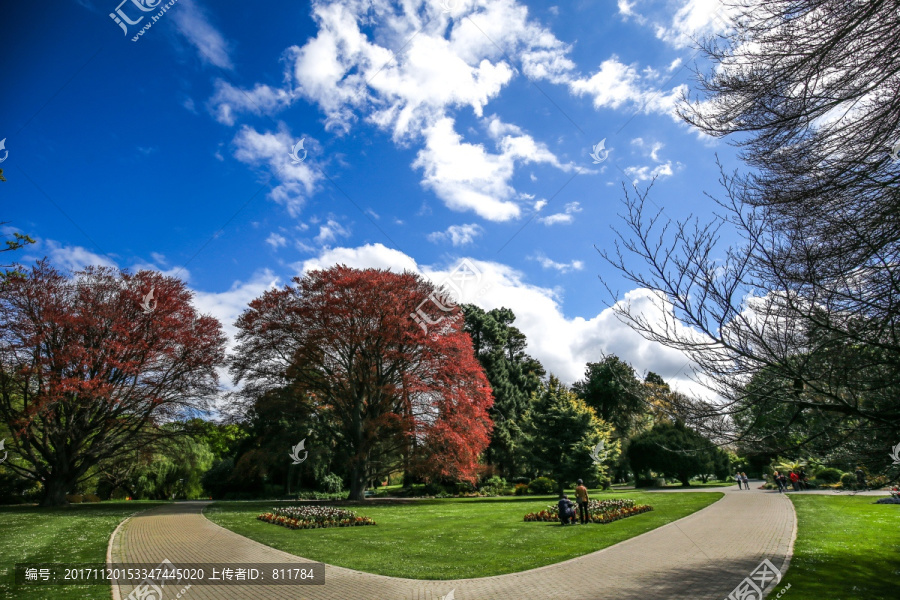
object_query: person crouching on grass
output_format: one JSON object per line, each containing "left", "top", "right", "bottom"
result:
{"left": 574, "top": 479, "right": 590, "bottom": 524}
{"left": 558, "top": 494, "right": 576, "bottom": 525}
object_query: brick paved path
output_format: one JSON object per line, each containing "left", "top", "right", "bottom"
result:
{"left": 109, "top": 484, "right": 795, "bottom": 600}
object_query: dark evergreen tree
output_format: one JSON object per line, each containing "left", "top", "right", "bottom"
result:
{"left": 461, "top": 305, "right": 545, "bottom": 478}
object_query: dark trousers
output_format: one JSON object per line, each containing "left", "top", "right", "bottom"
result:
{"left": 560, "top": 510, "right": 574, "bottom": 525}
{"left": 577, "top": 501, "right": 588, "bottom": 523}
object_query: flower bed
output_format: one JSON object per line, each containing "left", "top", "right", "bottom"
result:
{"left": 257, "top": 506, "right": 376, "bottom": 530}
{"left": 524, "top": 498, "right": 653, "bottom": 524}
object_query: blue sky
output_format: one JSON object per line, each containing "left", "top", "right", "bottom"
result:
{"left": 2, "top": 0, "right": 740, "bottom": 392}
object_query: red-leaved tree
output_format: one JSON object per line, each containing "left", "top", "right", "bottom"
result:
{"left": 0, "top": 260, "right": 227, "bottom": 505}
{"left": 230, "top": 265, "right": 493, "bottom": 500}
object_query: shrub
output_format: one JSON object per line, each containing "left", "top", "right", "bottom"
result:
{"left": 321, "top": 473, "right": 344, "bottom": 494}
{"left": 295, "top": 490, "right": 348, "bottom": 501}
{"left": 815, "top": 468, "right": 843, "bottom": 484}
{"left": 528, "top": 477, "right": 557, "bottom": 494}
{"left": 840, "top": 473, "right": 857, "bottom": 489}
{"left": 65, "top": 494, "right": 83, "bottom": 504}
{"left": 455, "top": 481, "right": 476, "bottom": 494}
{"left": 514, "top": 483, "right": 529, "bottom": 496}
{"left": 868, "top": 475, "right": 889, "bottom": 489}
{"left": 511, "top": 476, "right": 530, "bottom": 485}
{"left": 423, "top": 482, "right": 447, "bottom": 496}
{"left": 83, "top": 494, "right": 102, "bottom": 503}
{"left": 600, "top": 478, "right": 612, "bottom": 490}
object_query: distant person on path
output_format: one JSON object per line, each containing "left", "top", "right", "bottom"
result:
{"left": 735, "top": 472, "right": 743, "bottom": 489}
{"left": 558, "top": 494, "right": 576, "bottom": 525}
{"left": 741, "top": 472, "right": 749, "bottom": 490}
{"left": 855, "top": 467, "right": 867, "bottom": 490}
{"left": 789, "top": 471, "right": 800, "bottom": 491}
{"left": 773, "top": 471, "right": 786, "bottom": 493}
{"left": 574, "top": 479, "right": 590, "bottom": 524}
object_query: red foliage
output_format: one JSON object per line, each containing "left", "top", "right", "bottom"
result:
{"left": 0, "top": 260, "right": 227, "bottom": 505}
{"left": 231, "top": 265, "right": 493, "bottom": 496}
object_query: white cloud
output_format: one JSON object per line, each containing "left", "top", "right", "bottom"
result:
{"left": 532, "top": 253, "right": 584, "bottom": 273}
{"left": 427, "top": 223, "right": 484, "bottom": 247}
{"left": 625, "top": 161, "right": 675, "bottom": 182}
{"left": 569, "top": 56, "right": 686, "bottom": 118}
{"left": 294, "top": 242, "right": 419, "bottom": 275}
{"left": 208, "top": 80, "right": 293, "bottom": 126}
{"left": 657, "top": 0, "right": 733, "bottom": 48}
{"left": 314, "top": 219, "right": 351, "bottom": 245}
{"left": 232, "top": 125, "right": 323, "bottom": 217}
{"left": 171, "top": 0, "right": 233, "bottom": 69}
{"left": 265, "top": 233, "right": 288, "bottom": 249}
{"left": 538, "top": 201, "right": 582, "bottom": 225}
{"left": 26, "top": 241, "right": 117, "bottom": 273}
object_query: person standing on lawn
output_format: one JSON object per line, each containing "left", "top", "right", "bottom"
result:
{"left": 574, "top": 479, "right": 590, "bottom": 524}
{"left": 789, "top": 471, "right": 800, "bottom": 491}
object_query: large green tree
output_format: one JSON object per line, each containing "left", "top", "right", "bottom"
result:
{"left": 573, "top": 355, "right": 646, "bottom": 438}
{"left": 628, "top": 421, "right": 730, "bottom": 487}
{"left": 462, "top": 305, "right": 544, "bottom": 478}
{"left": 521, "top": 377, "right": 615, "bottom": 492}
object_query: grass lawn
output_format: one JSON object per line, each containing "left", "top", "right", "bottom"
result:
{"left": 0, "top": 501, "right": 165, "bottom": 600}
{"left": 771, "top": 495, "right": 899, "bottom": 600}
{"left": 205, "top": 491, "right": 722, "bottom": 579}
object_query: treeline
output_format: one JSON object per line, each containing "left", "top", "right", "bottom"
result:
{"left": 0, "top": 264, "right": 735, "bottom": 505}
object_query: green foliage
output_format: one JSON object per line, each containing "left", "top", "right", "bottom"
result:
{"left": 628, "top": 421, "right": 728, "bottom": 486}
{"left": 814, "top": 468, "right": 842, "bottom": 484}
{"left": 573, "top": 355, "right": 646, "bottom": 438}
{"left": 521, "top": 377, "right": 615, "bottom": 492}
{"left": 461, "top": 305, "right": 545, "bottom": 479}
{"left": 320, "top": 472, "right": 344, "bottom": 494}
{"left": 527, "top": 477, "right": 557, "bottom": 494}
{"left": 514, "top": 483, "right": 529, "bottom": 495}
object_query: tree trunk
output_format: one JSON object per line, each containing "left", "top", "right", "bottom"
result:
{"left": 348, "top": 463, "right": 366, "bottom": 501}
{"left": 678, "top": 473, "right": 691, "bottom": 487}
{"left": 40, "top": 476, "right": 72, "bottom": 506}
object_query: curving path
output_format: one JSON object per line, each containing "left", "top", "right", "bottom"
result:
{"left": 109, "top": 484, "right": 796, "bottom": 600}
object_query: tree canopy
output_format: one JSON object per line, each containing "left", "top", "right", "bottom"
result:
{"left": 230, "top": 265, "right": 494, "bottom": 500}
{"left": 0, "top": 261, "right": 227, "bottom": 505}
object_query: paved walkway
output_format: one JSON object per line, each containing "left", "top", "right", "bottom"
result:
{"left": 109, "top": 484, "right": 796, "bottom": 600}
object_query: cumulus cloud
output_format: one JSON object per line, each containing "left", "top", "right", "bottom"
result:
{"left": 428, "top": 223, "right": 484, "bottom": 247}
{"left": 232, "top": 125, "right": 323, "bottom": 217}
{"left": 314, "top": 219, "right": 351, "bottom": 245}
{"left": 265, "top": 232, "right": 288, "bottom": 249}
{"left": 569, "top": 57, "right": 686, "bottom": 118}
{"left": 171, "top": 0, "right": 233, "bottom": 69}
{"left": 532, "top": 253, "right": 584, "bottom": 273}
{"left": 625, "top": 161, "right": 675, "bottom": 182}
{"left": 538, "top": 201, "right": 582, "bottom": 225}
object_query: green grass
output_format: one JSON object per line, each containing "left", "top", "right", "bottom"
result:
{"left": 205, "top": 491, "right": 722, "bottom": 579}
{"left": 771, "top": 495, "right": 899, "bottom": 600}
{"left": 0, "top": 501, "right": 166, "bottom": 600}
